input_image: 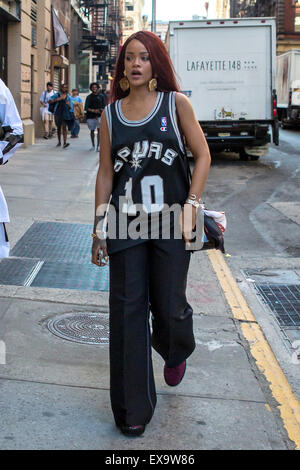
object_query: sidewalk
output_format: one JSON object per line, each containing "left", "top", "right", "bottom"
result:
{"left": 0, "top": 125, "right": 297, "bottom": 450}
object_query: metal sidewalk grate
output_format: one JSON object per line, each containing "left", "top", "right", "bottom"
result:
{"left": 0, "top": 258, "right": 41, "bottom": 286}
{"left": 10, "top": 222, "right": 93, "bottom": 264}
{"left": 255, "top": 284, "right": 300, "bottom": 327}
{"left": 31, "top": 261, "right": 109, "bottom": 291}
{"left": 0, "top": 222, "right": 109, "bottom": 292}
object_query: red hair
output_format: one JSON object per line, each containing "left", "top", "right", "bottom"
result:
{"left": 111, "top": 31, "right": 180, "bottom": 102}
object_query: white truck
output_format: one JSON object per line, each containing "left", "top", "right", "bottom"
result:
{"left": 276, "top": 49, "right": 300, "bottom": 128}
{"left": 166, "top": 18, "right": 279, "bottom": 160}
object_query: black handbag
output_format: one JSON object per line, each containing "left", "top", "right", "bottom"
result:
{"left": 48, "top": 100, "right": 56, "bottom": 114}
{"left": 202, "top": 214, "right": 225, "bottom": 253}
{"left": 48, "top": 92, "right": 62, "bottom": 114}
{"left": 176, "top": 110, "right": 226, "bottom": 253}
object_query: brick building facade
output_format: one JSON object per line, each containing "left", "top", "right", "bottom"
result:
{"left": 230, "top": 0, "right": 300, "bottom": 52}
{"left": 0, "top": 1, "right": 94, "bottom": 143}
{"left": 0, "top": 0, "right": 73, "bottom": 143}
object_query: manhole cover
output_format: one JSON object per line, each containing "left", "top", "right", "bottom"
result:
{"left": 47, "top": 312, "right": 109, "bottom": 344}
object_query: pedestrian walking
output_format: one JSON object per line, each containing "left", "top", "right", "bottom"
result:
{"left": 91, "top": 31, "right": 211, "bottom": 437}
{"left": 39, "top": 82, "right": 55, "bottom": 139}
{"left": 70, "top": 88, "right": 84, "bottom": 138}
{"left": 98, "top": 87, "right": 108, "bottom": 107}
{"left": 84, "top": 83, "right": 105, "bottom": 151}
{"left": 48, "top": 84, "right": 74, "bottom": 149}
{"left": 0, "top": 78, "right": 23, "bottom": 258}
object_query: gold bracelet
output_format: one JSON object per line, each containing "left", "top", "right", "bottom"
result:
{"left": 92, "top": 231, "right": 107, "bottom": 240}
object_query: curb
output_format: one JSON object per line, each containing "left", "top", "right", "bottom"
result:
{"left": 207, "top": 249, "right": 300, "bottom": 450}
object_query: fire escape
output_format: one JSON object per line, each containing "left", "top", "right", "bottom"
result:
{"left": 107, "top": 0, "right": 123, "bottom": 68}
{"left": 230, "top": 0, "right": 276, "bottom": 18}
{"left": 79, "top": 0, "right": 123, "bottom": 84}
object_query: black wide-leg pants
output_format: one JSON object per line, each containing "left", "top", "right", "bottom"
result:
{"left": 108, "top": 238, "right": 195, "bottom": 427}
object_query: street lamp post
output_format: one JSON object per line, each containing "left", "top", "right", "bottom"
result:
{"left": 151, "top": 0, "right": 156, "bottom": 33}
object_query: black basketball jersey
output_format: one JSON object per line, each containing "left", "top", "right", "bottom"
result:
{"left": 105, "top": 91, "right": 190, "bottom": 254}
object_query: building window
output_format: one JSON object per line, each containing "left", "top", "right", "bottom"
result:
{"left": 31, "top": 0, "right": 37, "bottom": 47}
{"left": 7, "top": 0, "right": 21, "bottom": 20}
{"left": 125, "top": 1, "right": 134, "bottom": 11}
{"left": 31, "top": 24, "right": 37, "bottom": 46}
{"left": 125, "top": 17, "right": 134, "bottom": 29}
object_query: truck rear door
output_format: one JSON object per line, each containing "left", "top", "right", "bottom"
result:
{"left": 172, "top": 21, "right": 273, "bottom": 122}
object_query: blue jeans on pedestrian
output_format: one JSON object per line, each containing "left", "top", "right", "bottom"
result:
{"left": 71, "top": 119, "right": 80, "bottom": 136}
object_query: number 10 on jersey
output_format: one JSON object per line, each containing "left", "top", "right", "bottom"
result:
{"left": 122, "top": 175, "right": 165, "bottom": 215}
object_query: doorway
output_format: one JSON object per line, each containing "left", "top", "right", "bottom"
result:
{"left": 30, "top": 54, "right": 34, "bottom": 119}
{"left": 0, "top": 20, "right": 8, "bottom": 83}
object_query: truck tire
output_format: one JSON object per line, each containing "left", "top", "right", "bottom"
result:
{"left": 250, "top": 155, "right": 260, "bottom": 161}
{"left": 239, "top": 148, "right": 250, "bottom": 160}
{"left": 239, "top": 148, "right": 260, "bottom": 161}
{"left": 240, "top": 143, "right": 269, "bottom": 161}
{"left": 281, "top": 120, "right": 289, "bottom": 129}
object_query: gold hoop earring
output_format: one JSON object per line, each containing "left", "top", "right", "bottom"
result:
{"left": 148, "top": 78, "right": 157, "bottom": 92}
{"left": 119, "top": 70, "right": 129, "bottom": 92}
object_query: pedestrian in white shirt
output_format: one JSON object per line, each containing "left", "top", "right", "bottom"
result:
{"left": 0, "top": 78, "right": 23, "bottom": 258}
{"left": 40, "top": 82, "right": 55, "bottom": 139}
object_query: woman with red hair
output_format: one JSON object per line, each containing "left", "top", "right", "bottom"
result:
{"left": 91, "top": 31, "right": 211, "bottom": 437}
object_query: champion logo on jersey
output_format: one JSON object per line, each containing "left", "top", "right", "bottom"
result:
{"left": 160, "top": 116, "right": 167, "bottom": 132}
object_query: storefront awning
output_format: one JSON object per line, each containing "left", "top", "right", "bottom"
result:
{"left": 51, "top": 54, "right": 69, "bottom": 69}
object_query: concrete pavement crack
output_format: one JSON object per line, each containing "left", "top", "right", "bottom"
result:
{"left": 0, "top": 376, "right": 267, "bottom": 405}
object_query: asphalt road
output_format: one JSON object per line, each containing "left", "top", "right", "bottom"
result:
{"left": 202, "top": 127, "right": 300, "bottom": 258}
{"left": 200, "top": 127, "right": 300, "bottom": 407}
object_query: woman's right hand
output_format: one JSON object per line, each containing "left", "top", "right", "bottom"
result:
{"left": 91, "top": 237, "right": 108, "bottom": 267}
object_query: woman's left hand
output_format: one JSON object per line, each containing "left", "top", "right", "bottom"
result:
{"left": 91, "top": 238, "right": 108, "bottom": 267}
{"left": 180, "top": 204, "right": 197, "bottom": 244}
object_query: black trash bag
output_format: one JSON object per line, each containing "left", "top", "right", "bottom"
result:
{"left": 202, "top": 215, "right": 225, "bottom": 253}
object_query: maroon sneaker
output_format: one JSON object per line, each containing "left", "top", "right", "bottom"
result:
{"left": 164, "top": 360, "right": 186, "bottom": 387}
{"left": 119, "top": 424, "right": 145, "bottom": 437}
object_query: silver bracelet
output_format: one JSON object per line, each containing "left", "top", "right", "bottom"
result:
{"left": 188, "top": 194, "right": 203, "bottom": 203}
{"left": 186, "top": 199, "right": 201, "bottom": 209}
